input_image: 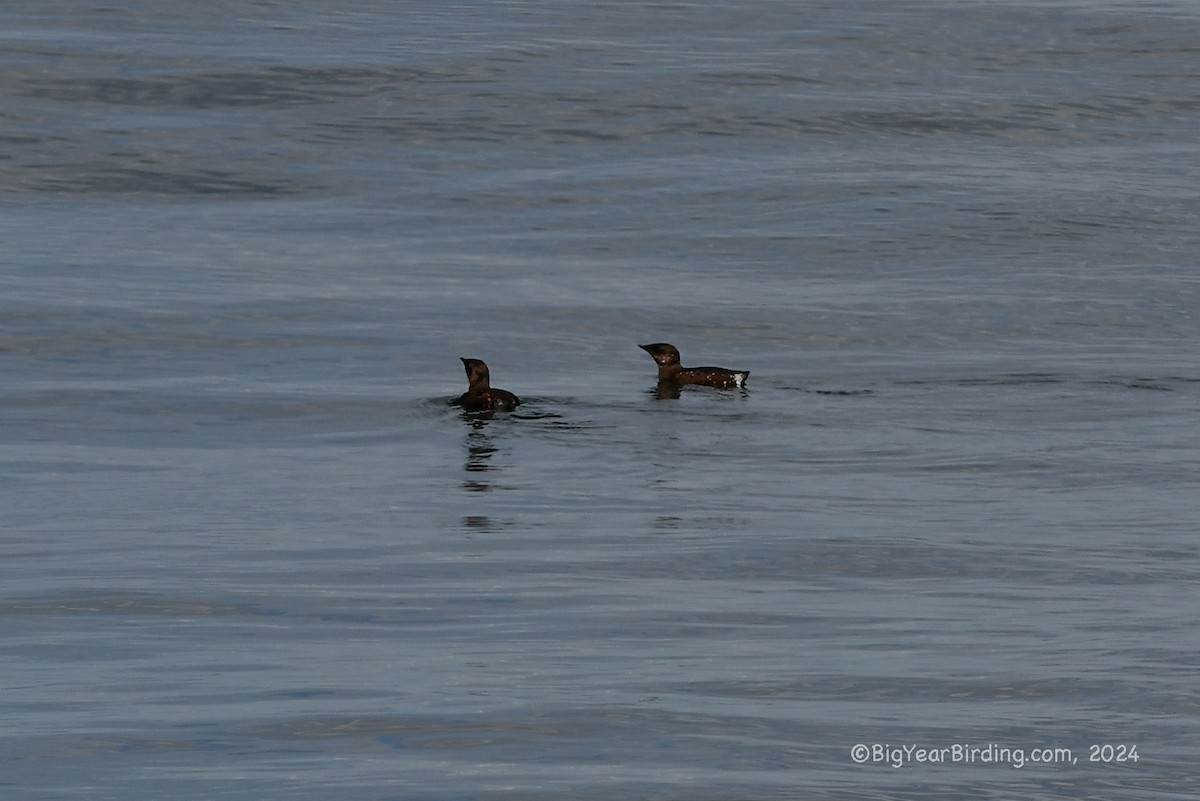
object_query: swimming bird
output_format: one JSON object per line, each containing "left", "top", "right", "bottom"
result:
{"left": 456, "top": 358, "right": 520, "bottom": 412}
{"left": 639, "top": 343, "right": 749, "bottom": 389}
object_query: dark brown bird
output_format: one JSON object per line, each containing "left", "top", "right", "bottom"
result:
{"left": 639, "top": 343, "right": 749, "bottom": 389}
{"left": 456, "top": 358, "right": 520, "bottom": 412}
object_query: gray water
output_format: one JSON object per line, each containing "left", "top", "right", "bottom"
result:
{"left": 2, "top": 1, "right": 1198, "bottom": 799}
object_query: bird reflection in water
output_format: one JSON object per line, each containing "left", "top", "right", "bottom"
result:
{"left": 461, "top": 417, "right": 498, "bottom": 492}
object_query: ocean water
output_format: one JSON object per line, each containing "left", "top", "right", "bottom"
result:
{"left": 2, "top": 1, "right": 1198, "bottom": 799}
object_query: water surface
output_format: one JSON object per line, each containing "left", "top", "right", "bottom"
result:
{"left": 2, "top": 1, "right": 1198, "bottom": 799}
